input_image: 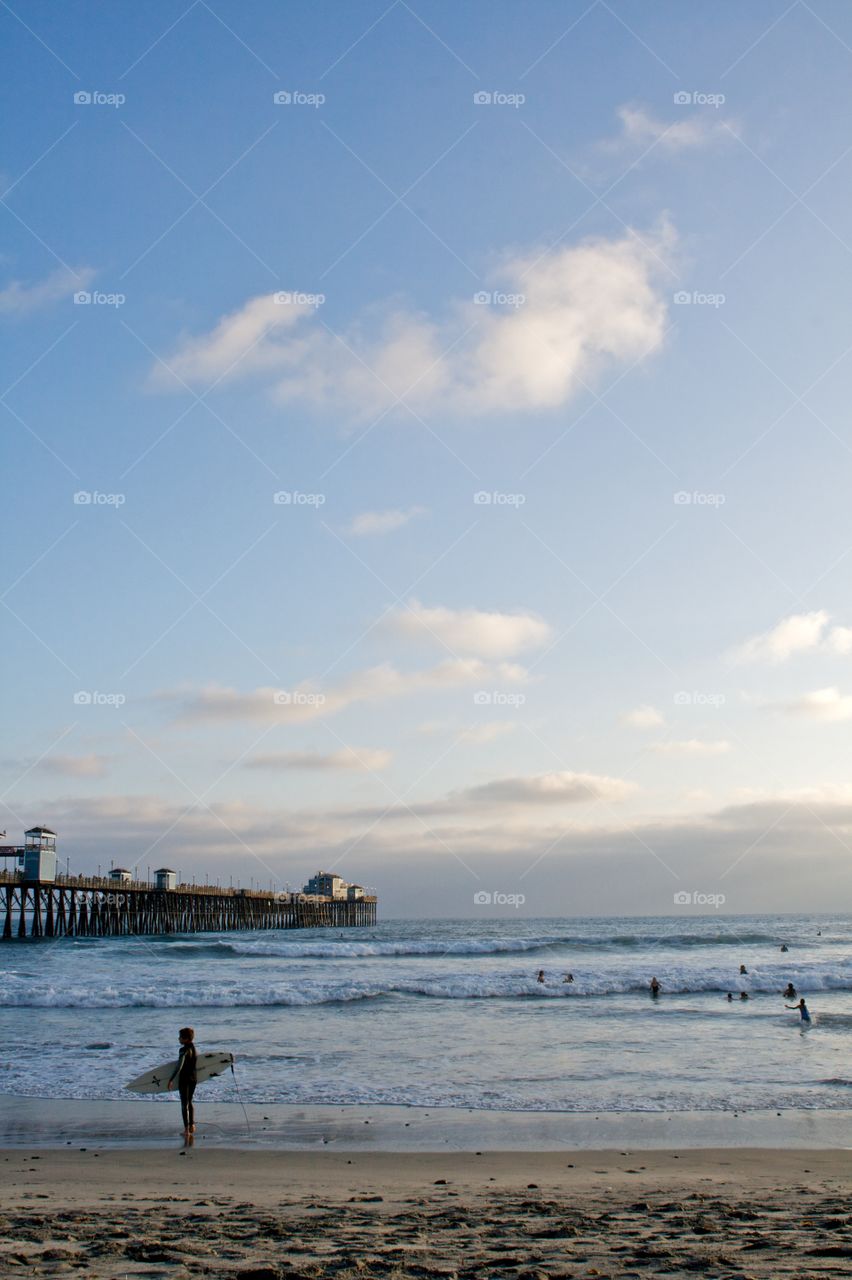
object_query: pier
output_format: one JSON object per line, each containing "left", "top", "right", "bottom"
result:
{"left": 0, "top": 873, "right": 377, "bottom": 940}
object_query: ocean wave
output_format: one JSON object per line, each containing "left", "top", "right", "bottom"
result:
{"left": 2, "top": 966, "right": 851, "bottom": 1008}
{"left": 139, "top": 930, "right": 802, "bottom": 960}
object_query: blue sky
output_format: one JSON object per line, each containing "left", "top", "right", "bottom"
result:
{"left": 4, "top": 1, "right": 852, "bottom": 915}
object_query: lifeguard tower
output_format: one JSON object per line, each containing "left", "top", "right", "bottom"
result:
{"left": 23, "top": 827, "right": 57, "bottom": 883}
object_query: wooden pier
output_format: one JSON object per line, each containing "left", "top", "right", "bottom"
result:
{"left": 0, "top": 874, "right": 376, "bottom": 940}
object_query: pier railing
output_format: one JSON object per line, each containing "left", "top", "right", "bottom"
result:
{"left": 0, "top": 877, "right": 377, "bottom": 940}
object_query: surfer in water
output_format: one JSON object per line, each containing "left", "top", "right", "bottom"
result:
{"left": 649, "top": 977, "right": 660, "bottom": 997}
{"left": 786, "top": 997, "right": 811, "bottom": 1025}
{"left": 168, "top": 1026, "right": 198, "bottom": 1138}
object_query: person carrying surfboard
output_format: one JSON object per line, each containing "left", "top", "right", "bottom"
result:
{"left": 168, "top": 1026, "right": 198, "bottom": 1137}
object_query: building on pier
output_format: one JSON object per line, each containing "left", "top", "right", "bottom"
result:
{"left": 304, "top": 871, "right": 348, "bottom": 898}
{"left": 155, "top": 867, "right": 177, "bottom": 891}
{"left": 23, "top": 828, "right": 57, "bottom": 883}
{"left": 109, "top": 867, "right": 133, "bottom": 885}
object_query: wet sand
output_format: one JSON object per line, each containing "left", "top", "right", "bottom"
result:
{"left": 1, "top": 1146, "right": 851, "bottom": 1278}
{"left": 2, "top": 1096, "right": 852, "bottom": 1149}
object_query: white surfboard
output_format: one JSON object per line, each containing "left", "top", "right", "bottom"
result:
{"left": 124, "top": 1051, "right": 234, "bottom": 1094}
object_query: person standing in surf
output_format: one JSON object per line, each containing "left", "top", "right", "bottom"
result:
{"left": 786, "top": 997, "right": 811, "bottom": 1025}
{"left": 168, "top": 1026, "right": 198, "bottom": 1138}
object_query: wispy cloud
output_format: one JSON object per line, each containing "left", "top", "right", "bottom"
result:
{"left": 651, "top": 739, "right": 731, "bottom": 756}
{"left": 159, "top": 659, "right": 528, "bottom": 726}
{"left": 607, "top": 104, "right": 738, "bottom": 154}
{"left": 621, "top": 704, "right": 664, "bottom": 729}
{"left": 390, "top": 599, "right": 552, "bottom": 658}
{"left": 35, "top": 753, "right": 109, "bottom": 778}
{"left": 346, "top": 506, "right": 426, "bottom": 537}
{"left": 0, "top": 266, "right": 95, "bottom": 316}
{"left": 244, "top": 747, "right": 391, "bottom": 771}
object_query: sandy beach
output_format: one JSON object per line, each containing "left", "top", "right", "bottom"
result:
{"left": 1, "top": 1143, "right": 851, "bottom": 1278}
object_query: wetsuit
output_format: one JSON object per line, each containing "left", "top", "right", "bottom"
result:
{"left": 176, "top": 1042, "right": 198, "bottom": 1129}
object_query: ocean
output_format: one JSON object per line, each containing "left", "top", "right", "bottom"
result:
{"left": 2, "top": 914, "right": 851, "bottom": 1114}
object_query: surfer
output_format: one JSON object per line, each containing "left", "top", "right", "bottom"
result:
{"left": 168, "top": 1026, "right": 198, "bottom": 1138}
{"left": 536, "top": 970, "right": 545, "bottom": 983}
{"left": 780, "top": 944, "right": 788, "bottom": 953}
{"left": 649, "top": 977, "right": 660, "bottom": 997}
{"left": 786, "top": 997, "right": 811, "bottom": 1024}
{"left": 726, "top": 992, "right": 734, "bottom": 1002}
{"left": 783, "top": 982, "right": 797, "bottom": 999}
{"left": 739, "top": 991, "right": 749, "bottom": 1001}
{"left": 739, "top": 964, "right": 748, "bottom": 974}
{"left": 562, "top": 973, "right": 574, "bottom": 984}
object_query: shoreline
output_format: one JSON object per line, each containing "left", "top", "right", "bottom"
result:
{"left": 2, "top": 1095, "right": 852, "bottom": 1150}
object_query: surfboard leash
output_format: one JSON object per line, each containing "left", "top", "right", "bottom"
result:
{"left": 230, "top": 1057, "right": 252, "bottom": 1138}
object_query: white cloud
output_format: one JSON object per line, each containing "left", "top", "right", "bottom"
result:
{"left": 154, "top": 225, "right": 672, "bottom": 417}
{"left": 827, "top": 626, "right": 852, "bottom": 655}
{"left": 391, "top": 599, "right": 552, "bottom": 658}
{"left": 244, "top": 747, "right": 391, "bottom": 771}
{"left": 161, "top": 659, "right": 528, "bottom": 726}
{"left": 731, "top": 610, "right": 852, "bottom": 664}
{"left": 651, "top": 739, "right": 731, "bottom": 756}
{"left": 621, "top": 704, "right": 664, "bottom": 729}
{"left": 0, "top": 266, "right": 95, "bottom": 316}
{"left": 781, "top": 687, "right": 852, "bottom": 722}
{"left": 346, "top": 506, "right": 426, "bottom": 537}
{"left": 611, "top": 104, "right": 736, "bottom": 154}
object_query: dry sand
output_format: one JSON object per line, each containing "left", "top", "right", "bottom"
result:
{"left": 0, "top": 1146, "right": 850, "bottom": 1278}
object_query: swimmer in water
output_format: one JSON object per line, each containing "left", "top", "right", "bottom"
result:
{"left": 562, "top": 973, "right": 574, "bottom": 984}
{"left": 786, "top": 997, "right": 811, "bottom": 1024}
{"left": 739, "top": 964, "right": 748, "bottom": 974}
{"left": 726, "top": 992, "right": 734, "bottom": 1002}
{"left": 536, "top": 970, "right": 545, "bottom": 984}
{"left": 740, "top": 991, "right": 749, "bottom": 1001}
{"left": 783, "top": 982, "right": 797, "bottom": 999}
{"left": 780, "top": 944, "right": 788, "bottom": 953}
{"left": 649, "top": 977, "right": 660, "bottom": 997}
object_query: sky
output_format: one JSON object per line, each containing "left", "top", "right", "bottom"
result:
{"left": 3, "top": 0, "right": 852, "bottom": 917}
